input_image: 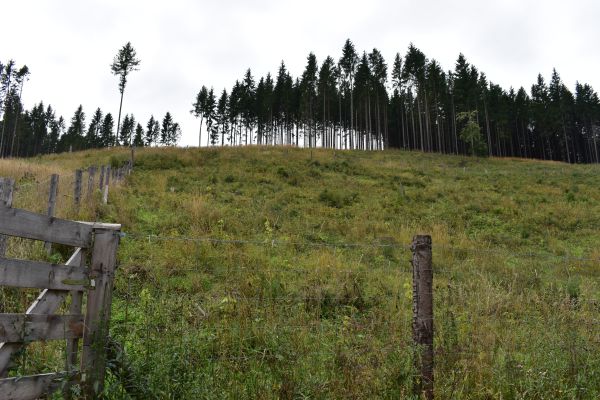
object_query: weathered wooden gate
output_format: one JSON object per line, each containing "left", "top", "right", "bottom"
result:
{"left": 0, "top": 204, "right": 121, "bottom": 399}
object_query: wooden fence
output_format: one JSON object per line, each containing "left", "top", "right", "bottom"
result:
{"left": 72, "top": 161, "right": 131, "bottom": 207}
{"left": 0, "top": 168, "right": 126, "bottom": 398}
{"left": 0, "top": 156, "right": 438, "bottom": 398}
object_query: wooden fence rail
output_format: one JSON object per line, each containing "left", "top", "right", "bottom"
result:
{"left": 0, "top": 182, "right": 121, "bottom": 398}
{"left": 0, "top": 159, "right": 133, "bottom": 398}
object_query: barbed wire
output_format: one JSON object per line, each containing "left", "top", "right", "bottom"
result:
{"left": 121, "top": 232, "right": 412, "bottom": 250}
{"left": 119, "top": 232, "right": 600, "bottom": 263}
{"left": 13, "top": 176, "right": 52, "bottom": 190}
{"left": 434, "top": 244, "right": 600, "bottom": 263}
{"left": 113, "top": 293, "right": 600, "bottom": 307}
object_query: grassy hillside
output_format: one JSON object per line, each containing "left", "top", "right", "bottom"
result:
{"left": 2, "top": 147, "right": 600, "bottom": 399}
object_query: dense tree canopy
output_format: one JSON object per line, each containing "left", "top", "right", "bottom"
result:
{"left": 2, "top": 39, "right": 600, "bottom": 163}
{"left": 190, "top": 40, "right": 600, "bottom": 163}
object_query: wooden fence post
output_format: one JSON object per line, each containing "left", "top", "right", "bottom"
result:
{"left": 99, "top": 166, "right": 105, "bottom": 190}
{"left": 0, "top": 178, "right": 14, "bottom": 257}
{"left": 44, "top": 174, "right": 59, "bottom": 255}
{"left": 65, "top": 250, "right": 85, "bottom": 383}
{"left": 412, "top": 235, "right": 433, "bottom": 400}
{"left": 130, "top": 146, "right": 135, "bottom": 173}
{"left": 74, "top": 169, "right": 82, "bottom": 208}
{"left": 87, "top": 166, "right": 96, "bottom": 198}
{"left": 102, "top": 185, "right": 108, "bottom": 204}
{"left": 81, "top": 227, "right": 120, "bottom": 398}
{"left": 105, "top": 166, "right": 111, "bottom": 187}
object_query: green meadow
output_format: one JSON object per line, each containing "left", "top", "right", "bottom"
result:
{"left": 2, "top": 146, "right": 599, "bottom": 399}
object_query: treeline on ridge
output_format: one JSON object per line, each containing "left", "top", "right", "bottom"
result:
{"left": 2, "top": 39, "right": 600, "bottom": 163}
{"left": 0, "top": 59, "right": 180, "bottom": 157}
{"left": 192, "top": 39, "right": 600, "bottom": 163}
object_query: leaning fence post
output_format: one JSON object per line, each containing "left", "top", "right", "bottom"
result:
{"left": 44, "top": 174, "right": 59, "bottom": 255}
{"left": 81, "top": 226, "right": 121, "bottom": 398}
{"left": 102, "top": 184, "right": 109, "bottom": 204}
{"left": 99, "top": 166, "right": 105, "bottom": 190}
{"left": 87, "top": 166, "right": 96, "bottom": 198}
{"left": 0, "top": 177, "right": 14, "bottom": 257}
{"left": 412, "top": 235, "right": 434, "bottom": 400}
{"left": 74, "top": 169, "right": 82, "bottom": 208}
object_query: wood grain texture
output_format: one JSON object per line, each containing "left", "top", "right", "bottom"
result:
{"left": 0, "top": 314, "right": 84, "bottom": 342}
{"left": 81, "top": 228, "right": 120, "bottom": 398}
{"left": 0, "top": 248, "right": 83, "bottom": 375}
{"left": 0, "top": 257, "right": 89, "bottom": 291}
{"left": 0, "top": 205, "right": 93, "bottom": 247}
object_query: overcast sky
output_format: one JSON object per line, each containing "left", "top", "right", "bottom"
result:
{"left": 3, "top": 0, "right": 598, "bottom": 146}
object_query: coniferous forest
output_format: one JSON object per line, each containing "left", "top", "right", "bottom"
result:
{"left": 0, "top": 43, "right": 180, "bottom": 158}
{"left": 3, "top": 39, "right": 600, "bottom": 162}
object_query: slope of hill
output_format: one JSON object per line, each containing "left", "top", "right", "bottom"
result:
{"left": 2, "top": 147, "right": 600, "bottom": 399}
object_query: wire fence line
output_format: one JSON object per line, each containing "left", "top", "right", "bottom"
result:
{"left": 121, "top": 232, "right": 412, "bottom": 250}
{"left": 115, "top": 291, "right": 600, "bottom": 306}
{"left": 3, "top": 170, "right": 599, "bottom": 263}
{"left": 120, "top": 231, "right": 600, "bottom": 263}
{"left": 5, "top": 167, "right": 599, "bottom": 396}
{"left": 13, "top": 176, "right": 53, "bottom": 190}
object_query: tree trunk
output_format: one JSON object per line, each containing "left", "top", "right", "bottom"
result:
{"left": 417, "top": 94, "right": 424, "bottom": 152}
{"left": 9, "top": 81, "right": 24, "bottom": 157}
{"left": 116, "top": 90, "right": 125, "bottom": 146}
{"left": 483, "top": 98, "right": 492, "bottom": 156}
{"left": 198, "top": 116, "right": 203, "bottom": 147}
{"left": 0, "top": 72, "right": 13, "bottom": 158}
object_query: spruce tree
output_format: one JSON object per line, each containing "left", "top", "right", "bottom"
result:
{"left": 8, "top": 65, "right": 30, "bottom": 157}
{"left": 59, "top": 105, "right": 86, "bottom": 152}
{"left": 192, "top": 86, "right": 208, "bottom": 146}
{"left": 145, "top": 115, "right": 160, "bottom": 146}
{"left": 100, "top": 113, "right": 115, "bottom": 148}
{"left": 216, "top": 89, "right": 229, "bottom": 146}
{"left": 241, "top": 70, "right": 256, "bottom": 145}
{"left": 110, "top": 42, "right": 140, "bottom": 144}
{"left": 47, "top": 115, "right": 63, "bottom": 154}
{"left": 133, "top": 123, "right": 144, "bottom": 147}
{"left": 369, "top": 48, "right": 387, "bottom": 149}
{"left": 86, "top": 108, "right": 103, "bottom": 148}
{"left": 119, "top": 114, "right": 135, "bottom": 146}
{"left": 300, "top": 53, "right": 318, "bottom": 147}
{"left": 0, "top": 61, "right": 16, "bottom": 156}
{"left": 339, "top": 39, "right": 358, "bottom": 146}
{"left": 204, "top": 89, "right": 217, "bottom": 146}
{"left": 160, "top": 112, "right": 174, "bottom": 145}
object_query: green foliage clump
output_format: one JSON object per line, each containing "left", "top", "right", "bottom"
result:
{"left": 223, "top": 174, "right": 235, "bottom": 183}
{"left": 457, "top": 111, "right": 488, "bottom": 156}
{"left": 318, "top": 189, "right": 358, "bottom": 208}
